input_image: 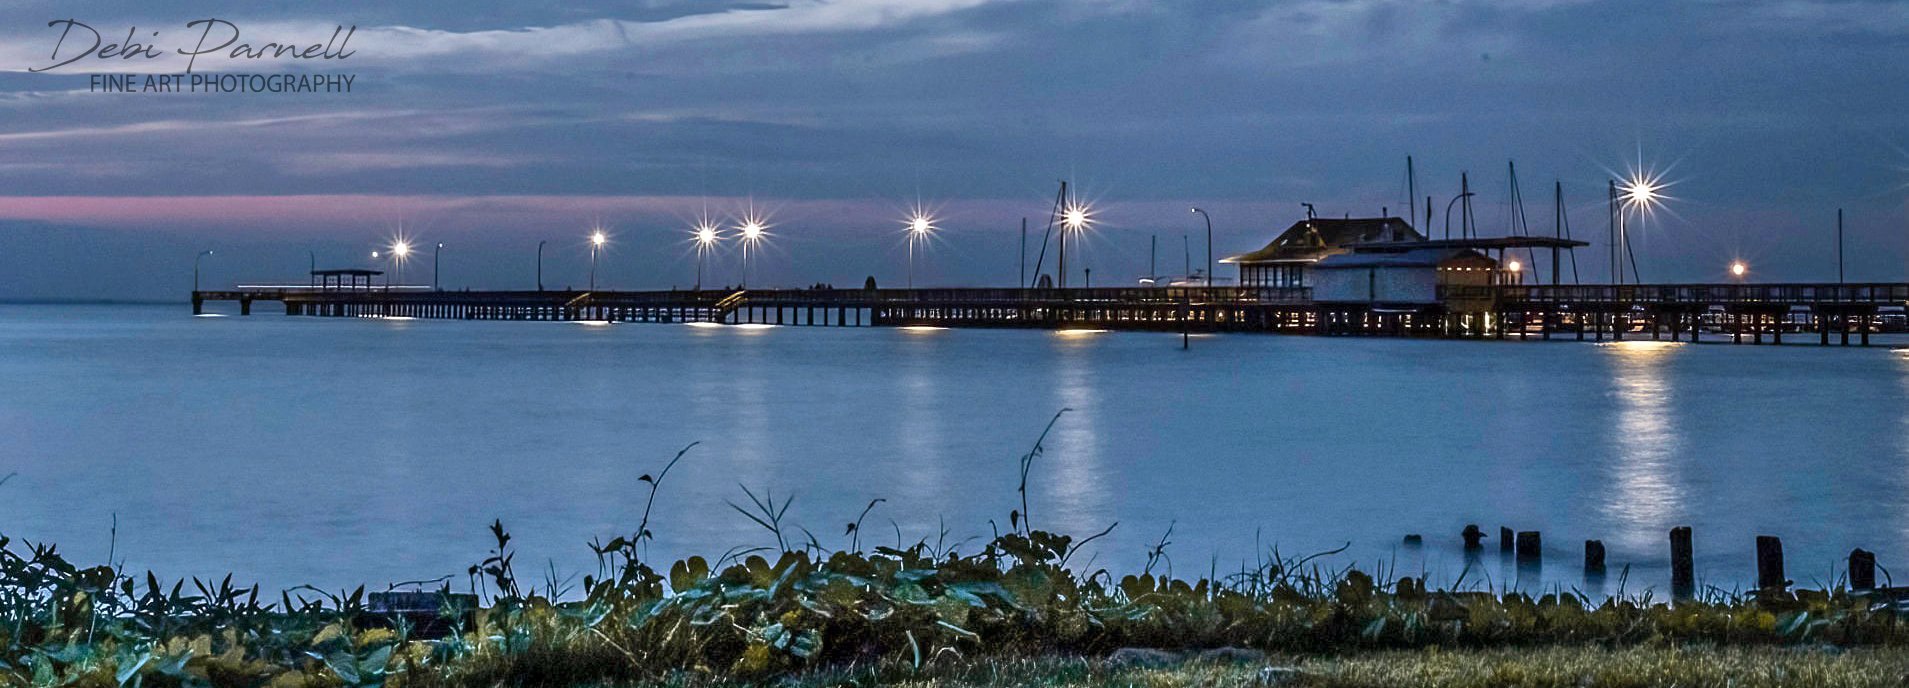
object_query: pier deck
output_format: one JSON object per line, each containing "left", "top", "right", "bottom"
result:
{"left": 192, "top": 283, "right": 1909, "bottom": 345}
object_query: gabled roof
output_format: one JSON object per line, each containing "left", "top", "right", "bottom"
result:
{"left": 1223, "top": 217, "right": 1424, "bottom": 264}
{"left": 1313, "top": 247, "right": 1494, "bottom": 269}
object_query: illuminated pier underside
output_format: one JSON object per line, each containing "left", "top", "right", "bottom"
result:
{"left": 192, "top": 284, "right": 1909, "bottom": 345}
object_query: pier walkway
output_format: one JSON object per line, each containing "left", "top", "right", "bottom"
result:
{"left": 192, "top": 283, "right": 1909, "bottom": 345}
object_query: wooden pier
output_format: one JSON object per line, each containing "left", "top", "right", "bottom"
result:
{"left": 192, "top": 282, "right": 1909, "bottom": 345}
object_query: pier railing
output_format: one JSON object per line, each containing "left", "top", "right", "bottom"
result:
{"left": 243, "top": 285, "right": 1312, "bottom": 306}
{"left": 738, "top": 286, "right": 1312, "bottom": 306}
{"left": 1447, "top": 283, "right": 1909, "bottom": 306}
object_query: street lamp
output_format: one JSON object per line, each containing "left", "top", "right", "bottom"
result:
{"left": 390, "top": 240, "right": 412, "bottom": 289}
{"left": 693, "top": 221, "right": 720, "bottom": 291}
{"left": 1059, "top": 200, "right": 1092, "bottom": 288}
{"left": 536, "top": 240, "right": 547, "bottom": 291}
{"left": 1506, "top": 259, "right": 1523, "bottom": 285}
{"left": 433, "top": 242, "right": 445, "bottom": 291}
{"left": 905, "top": 210, "right": 936, "bottom": 289}
{"left": 737, "top": 217, "right": 766, "bottom": 288}
{"left": 589, "top": 230, "right": 607, "bottom": 291}
{"left": 1730, "top": 261, "right": 1747, "bottom": 281}
{"left": 193, "top": 249, "right": 214, "bottom": 291}
{"left": 1444, "top": 193, "right": 1475, "bottom": 240}
{"left": 1189, "top": 207, "right": 1213, "bottom": 289}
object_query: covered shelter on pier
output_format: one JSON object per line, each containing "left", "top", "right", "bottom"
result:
{"left": 311, "top": 268, "right": 383, "bottom": 290}
{"left": 1311, "top": 247, "right": 1497, "bottom": 305}
{"left": 1342, "top": 236, "right": 1589, "bottom": 287}
{"left": 1222, "top": 217, "right": 1424, "bottom": 288}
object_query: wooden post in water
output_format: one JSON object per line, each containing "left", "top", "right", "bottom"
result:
{"left": 1756, "top": 535, "right": 1787, "bottom": 594}
{"left": 1850, "top": 549, "right": 1877, "bottom": 591}
{"left": 1584, "top": 540, "right": 1606, "bottom": 574}
{"left": 1515, "top": 531, "right": 1541, "bottom": 563}
{"left": 1670, "top": 526, "right": 1694, "bottom": 599}
{"left": 1500, "top": 527, "right": 1514, "bottom": 553}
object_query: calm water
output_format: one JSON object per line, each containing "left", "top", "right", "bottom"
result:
{"left": 3, "top": 303, "right": 1908, "bottom": 596}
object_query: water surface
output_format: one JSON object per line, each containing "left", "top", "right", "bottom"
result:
{"left": 2, "top": 303, "right": 1905, "bottom": 596}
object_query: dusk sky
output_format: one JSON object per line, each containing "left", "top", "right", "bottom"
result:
{"left": 2, "top": 0, "right": 1906, "bottom": 299}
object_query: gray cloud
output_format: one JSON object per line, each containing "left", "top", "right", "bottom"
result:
{"left": 0, "top": 0, "right": 1905, "bottom": 298}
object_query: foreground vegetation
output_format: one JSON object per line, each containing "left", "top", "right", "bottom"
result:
{"left": 687, "top": 648, "right": 1909, "bottom": 688}
{"left": 5, "top": 425, "right": 1908, "bottom": 687}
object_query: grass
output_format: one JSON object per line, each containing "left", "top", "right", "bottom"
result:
{"left": 6, "top": 418, "right": 1909, "bottom": 687}
{"left": 707, "top": 647, "right": 1909, "bottom": 688}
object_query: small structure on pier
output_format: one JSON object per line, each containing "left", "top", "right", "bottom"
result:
{"left": 312, "top": 268, "right": 382, "bottom": 290}
{"left": 1311, "top": 248, "right": 1497, "bottom": 304}
{"left": 1224, "top": 217, "right": 1423, "bottom": 288}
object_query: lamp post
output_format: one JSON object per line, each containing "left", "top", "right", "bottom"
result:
{"left": 391, "top": 240, "right": 411, "bottom": 289}
{"left": 1059, "top": 202, "right": 1090, "bottom": 288}
{"left": 1444, "top": 193, "right": 1474, "bottom": 241}
{"left": 536, "top": 240, "right": 547, "bottom": 291}
{"left": 738, "top": 220, "right": 765, "bottom": 288}
{"left": 307, "top": 250, "right": 315, "bottom": 287}
{"left": 1189, "top": 207, "right": 1213, "bottom": 290}
{"left": 906, "top": 211, "right": 935, "bottom": 289}
{"left": 433, "top": 242, "right": 445, "bottom": 291}
{"left": 589, "top": 231, "right": 606, "bottom": 291}
{"left": 694, "top": 223, "right": 719, "bottom": 291}
{"left": 193, "top": 249, "right": 214, "bottom": 291}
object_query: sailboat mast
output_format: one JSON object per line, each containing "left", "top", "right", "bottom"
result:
{"left": 1407, "top": 155, "right": 1417, "bottom": 230}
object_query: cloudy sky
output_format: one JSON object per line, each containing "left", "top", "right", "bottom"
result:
{"left": 1, "top": 0, "right": 1905, "bottom": 299}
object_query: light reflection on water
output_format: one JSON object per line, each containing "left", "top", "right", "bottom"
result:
{"left": 1603, "top": 341, "right": 1686, "bottom": 553}
{"left": 4, "top": 305, "right": 1909, "bottom": 595}
{"left": 1045, "top": 340, "right": 1107, "bottom": 539}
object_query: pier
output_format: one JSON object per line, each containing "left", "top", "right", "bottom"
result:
{"left": 192, "top": 281, "right": 1909, "bottom": 345}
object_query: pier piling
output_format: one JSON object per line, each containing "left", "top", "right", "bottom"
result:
{"left": 1670, "top": 526, "right": 1694, "bottom": 599}
{"left": 1756, "top": 535, "right": 1787, "bottom": 594}
{"left": 1850, "top": 549, "right": 1876, "bottom": 591}
{"left": 1515, "top": 531, "right": 1541, "bottom": 563}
